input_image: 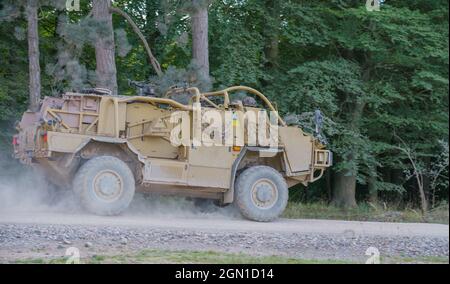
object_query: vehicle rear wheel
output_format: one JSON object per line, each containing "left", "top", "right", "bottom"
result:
{"left": 73, "top": 156, "right": 135, "bottom": 216}
{"left": 234, "top": 166, "right": 288, "bottom": 222}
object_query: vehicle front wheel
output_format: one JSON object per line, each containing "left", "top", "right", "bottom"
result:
{"left": 234, "top": 166, "right": 288, "bottom": 222}
{"left": 73, "top": 156, "right": 135, "bottom": 216}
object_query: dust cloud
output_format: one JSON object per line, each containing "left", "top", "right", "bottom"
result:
{"left": 0, "top": 158, "right": 80, "bottom": 214}
{"left": 127, "top": 193, "right": 241, "bottom": 220}
{"left": 0, "top": 155, "right": 240, "bottom": 220}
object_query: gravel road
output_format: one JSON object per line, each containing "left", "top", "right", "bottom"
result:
{"left": 1, "top": 165, "right": 447, "bottom": 263}
{"left": 0, "top": 209, "right": 448, "bottom": 263}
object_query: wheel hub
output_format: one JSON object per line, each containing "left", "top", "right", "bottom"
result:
{"left": 251, "top": 179, "right": 278, "bottom": 209}
{"left": 94, "top": 170, "right": 123, "bottom": 201}
{"left": 256, "top": 185, "right": 273, "bottom": 202}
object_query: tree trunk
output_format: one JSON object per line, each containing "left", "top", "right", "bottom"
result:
{"left": 331, "top": 99, "right": 366, "bottom": 208}
{"left": 326, "top": 168, "right": 332, "bottom": 202}
{"left": 332, "top": 170, "right": 357, "bottom": 208}
{"left": 191, "top": 6, "right": 209, "bottom": 78}
{"left": 26, "top": 0, "right": 41, "bottom": 112}
{"left": 264, "top": 0, "right": 280, "bottom": 69}
{"left": 368, "top": 171, "right": 378, "bottom": 204}
{"left": 422, "top": 157, "right": 431, "bottom": 209}
{"left": 92, "top": 0, "right": 118, "bottom": 95}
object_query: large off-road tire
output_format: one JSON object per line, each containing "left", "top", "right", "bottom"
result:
{"left": 73, "top": 156, "right": 135, "bottom": 216}
{"left": 235, "top": 166, "right": 288, "bottom": 222}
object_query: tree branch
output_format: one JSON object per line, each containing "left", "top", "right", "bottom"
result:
{"left": 393, "top": 133, "right": 428, "bottom": 213}
{"left": 110, "top": 6, "right": 163, "bottom": 77}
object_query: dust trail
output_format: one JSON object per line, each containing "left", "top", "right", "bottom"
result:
{"left": 0, "top": 157, "right": 80, "bottom": 214}
{"left": 0, "top": 155, "right": 240, "bottom": 220}
{"left": 127, "top": 193, "right": 242, "bottom": 220}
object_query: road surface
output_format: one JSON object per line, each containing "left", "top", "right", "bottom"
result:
{"left": 0, "top": 210, "right": 448, "bottom": 263}
{"left": 0, "top": 211, "right": 448, "bottom": 237}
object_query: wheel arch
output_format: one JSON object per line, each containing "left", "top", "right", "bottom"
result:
{"left": 222, "top": 147, "right": 286, "bottom": 205}
{"left": 69, "top": 137, "right": 146, "bottom": 184}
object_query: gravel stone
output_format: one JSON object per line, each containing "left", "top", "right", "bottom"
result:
{"left": 0, "top": 222, "right": 448, "bottom": 263}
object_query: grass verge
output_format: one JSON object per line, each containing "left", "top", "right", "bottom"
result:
{"left": 382, "top": 256, "right": 449, "bottom": 264}
{"left": 13, "top": 250, "right": 351, "bottom": 264}
{"left": 13, "top": 250, "right": 449, "bottom": 264}
{"left": 282, "top": 202, "right": 449, "bottom": 224}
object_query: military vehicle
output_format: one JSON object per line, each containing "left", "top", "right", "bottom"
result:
{"left": 13, "top": 86, "right": 332, "bottom": 222}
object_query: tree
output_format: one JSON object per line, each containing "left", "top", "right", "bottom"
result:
{"left": 394, "top": 137, "right": 428, "bottom": 213}
{"left": 110, "top": 6, "right": 162, "bottom": 77}
{"left": 0, "top": 0, "right": 448, "bottom": 211}
{"left": 0, "top": 0, "right": 43, "bottom": 112}
{"left": 263, "top": 0, "right": 280, "bottom": 69}
{"left": 26, "top": 0, "right": 41, "bottom": 112}
{"left": 92, "top": 0, "right": 118, "bottom": 95}
{"left": 189, "top": 0, "right": 210, "bottom": 78}
{"left": 262, "top": 1, "right": 448, "bottom": 209}
{"left": 429, "top": 141, "right": 449, "bottom": 208}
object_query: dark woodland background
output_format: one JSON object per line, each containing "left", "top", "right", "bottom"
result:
{"left": 0, "top": 0, "right": 448, "bottom": 213}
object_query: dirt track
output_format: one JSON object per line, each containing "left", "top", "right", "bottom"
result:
{"left": 1, "top": 211, "right": 448, "bottom": 237}
{"left": 0, "top": 209, "right": 448, "bottom": 263}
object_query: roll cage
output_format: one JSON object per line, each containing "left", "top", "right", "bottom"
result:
{"left": 163, "top": 86, "right": 286, "bottom": 126}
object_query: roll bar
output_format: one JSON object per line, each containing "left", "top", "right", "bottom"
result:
{"left": 164, "top": 86, "right": 286, "bottom": 126}
{"left": 108, "top": 86, "right": 286, "bottom": 137}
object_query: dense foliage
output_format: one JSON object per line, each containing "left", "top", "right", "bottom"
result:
{"left": 0, "top": 0, "right": 448, "bottom": 209}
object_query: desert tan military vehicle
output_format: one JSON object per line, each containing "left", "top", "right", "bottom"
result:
{"left": 13, "top": 86, "right": 332, "bottom": 222}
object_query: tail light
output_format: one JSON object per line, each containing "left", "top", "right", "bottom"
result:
{"left": 232, "top": 146, "right": 242, "bottom": 152}
{"left": 12, "top": 135, "right": 19, "bottom": 146}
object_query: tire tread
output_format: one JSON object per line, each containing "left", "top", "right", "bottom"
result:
{"left": 235, "top": 166, "right": 288, "bottom": 222}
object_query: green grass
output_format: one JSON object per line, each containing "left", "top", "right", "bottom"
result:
{"left": 282, "top": 202, "right": 449, "bottom": 224}
{"left": 15, "top": 258, "right": 46, "bottom": 264}
{"left": 383, "top": 256, "right": 449, "bottom": 264}
{"left": 13, "top": 250, "right": 351, "bottom": 264}
{"left": 14, "top": 251, "right": 449, "bottom": 264}
{"left": 15, "top": 258, "right": 67, "bottom": 264}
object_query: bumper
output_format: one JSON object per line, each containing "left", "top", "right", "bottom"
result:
{"left": 314, "top": 149, "right": 333, "bottom": 168}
